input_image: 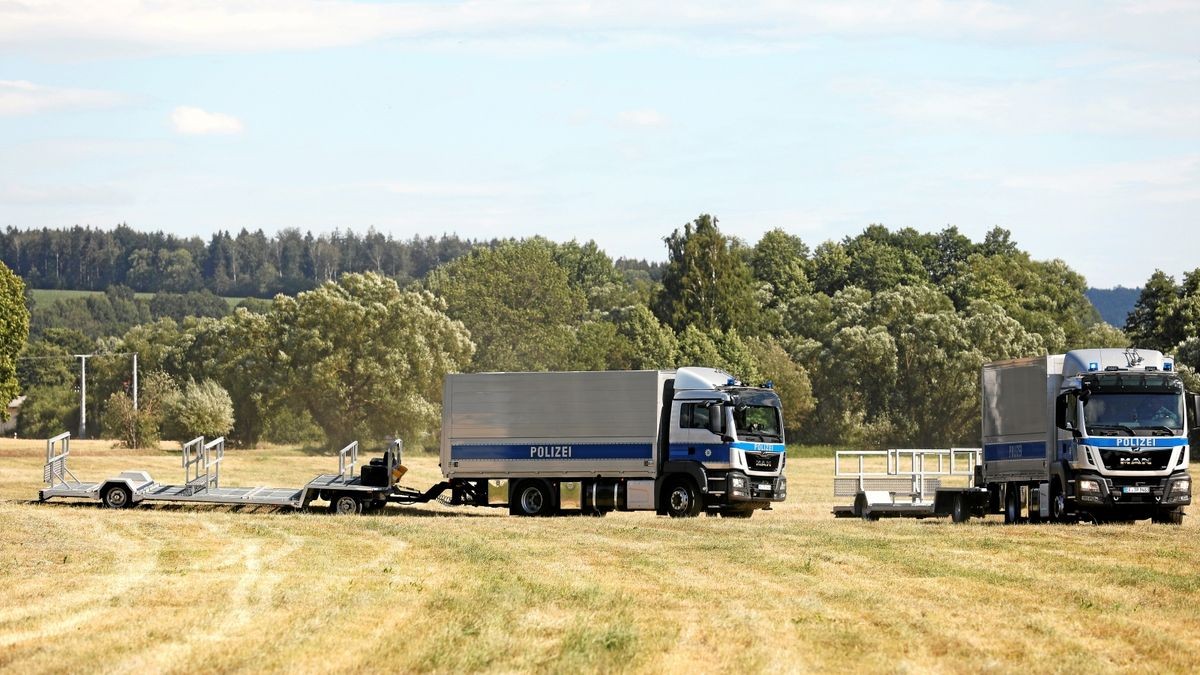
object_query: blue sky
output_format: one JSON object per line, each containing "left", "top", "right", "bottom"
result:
{"left": 1, "top": 1, "right": 1197, "bottom": 288}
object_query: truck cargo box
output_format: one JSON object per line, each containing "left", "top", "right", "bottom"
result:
{"left": 441, "top": 370, "right": 671, "bottom": 480}
{"left": 981, "top": 355, "right": 1062, "bottom": 481}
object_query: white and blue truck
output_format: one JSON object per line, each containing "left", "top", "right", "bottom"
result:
{"left": 438, "top": 367, "right": 788, "bottom": 517}
{"left": 980, "top": 347, "right": 1194, "bottom": 524}
{"left": 835, "top": 347, "right": 1195, "bottom": 524}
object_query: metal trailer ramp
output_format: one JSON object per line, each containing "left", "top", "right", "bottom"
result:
{"left": 38, "top": 434, "right": 411, "bottom": 514}
{"left": 832, "top": 448, "right": 983, "bottom": 520}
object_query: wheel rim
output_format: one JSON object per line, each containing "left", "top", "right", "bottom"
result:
{"left": 670, "top": 487, "right": 690, "bottom": 513}
{"left": 1053, "top": 493, "right": 1066, "bottom": 520}
{"left": 336, "top": 496, "right": 357, "bottom": 514}
{"left": 521, "top": 487, "right": 543, "bottom": 514}
{"left": 108, "top": 489, "right": 126, "bottom": 507}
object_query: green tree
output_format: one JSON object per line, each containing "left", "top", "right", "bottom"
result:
{"left": 274, "top": 272, "right": 473, "bottom": 449}
{"left": 655, "top": 214, "right": 757, "bottom": 333}
{"left": 611, "top": 304, "right": 678, "bottom": 370}
{"left": 0, "top": 261, "right": 30, "bottom": 420}
{"left": 428, "top": 240, "right": 584, "bottom": 372}
{"left": 164, "top": 378, "right": 234, "bottom": 441}
{"left": 1124, "top": 270, "right": 1179, "bottom": 351}
{"left": 745, "top": 337, "right": 816, "bottom": 437}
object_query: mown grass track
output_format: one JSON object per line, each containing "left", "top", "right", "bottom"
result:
{"left": 2, "top": 438, "right": 1199, "bottom": 673}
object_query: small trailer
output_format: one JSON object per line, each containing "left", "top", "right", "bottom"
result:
{"left": 37, "top": 432, "right": 447, "bottom": 514}
{"left": 832, "top": 448, "right": 986, "bottom": 522}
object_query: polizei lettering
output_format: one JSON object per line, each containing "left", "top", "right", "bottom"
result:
{"left": 1115, "top": 438, "right": 1158, "bottom": 448}
{"left": 530, "top": 445, "right": 572, "bottom": 458}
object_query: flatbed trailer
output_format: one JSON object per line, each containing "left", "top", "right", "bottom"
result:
{"left": 831, "top": 448, "right": 988, "bottom": 522}
{"left": 38, "top": 432, "right": 448, "bottom": 514}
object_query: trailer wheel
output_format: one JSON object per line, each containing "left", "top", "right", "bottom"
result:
{"left": 1152, "top": 508, "right": 1184, "bottom": 525}
{"left": 1003, "top": 484, "right": 1021, "bottom": 524}
{"left": 511, "top": 481, "right": 554, "bottom": 517}
{"left": 663, "top": 478, "right": 701, "bottom": 518}
{"left": 951, "top": 494, "right": 970, "bottom": 523}
{"left": 852, "top": 493, "right": 866, "bottom": 518}
{"left": 330, "top": 494, "right": 363, "bottom": 515}
{"left": 102, "top": 484, "right": 132, "bottom": 509}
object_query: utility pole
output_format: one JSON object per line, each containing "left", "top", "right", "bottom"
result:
{"left": 75, "top": 354, "right": 89, "bottom": 439}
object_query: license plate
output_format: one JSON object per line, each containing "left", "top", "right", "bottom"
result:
{"left": 1122, "top": 486, "right": 1151, "bottom": 494}
{"left": 758, "top": 483, "right": 772, "bottom": 491}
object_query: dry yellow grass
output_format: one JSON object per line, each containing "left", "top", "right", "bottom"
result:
{"left": 2, "top": 437, "right": 1199, "bottom": 673}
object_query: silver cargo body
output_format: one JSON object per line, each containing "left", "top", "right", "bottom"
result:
{"left": 981, "top": 355, "right": 1064, "bottom": 481}
{"left": 441, "top": 370, "right": 671, "bottom": 480}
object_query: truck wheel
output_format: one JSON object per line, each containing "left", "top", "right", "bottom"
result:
{"left": 102, "top": 484, "right": 132, "bottom": 509}
{"left": 664, "top": 478, "right": 701, "bottom": 518}
{"left": 511, "top": 481, "right": 553, "bottom": 516}
{"left": 330, "top": 494, "right": 363, "bottom": 515}
{"left": 1152, "top": 508, "right": 1184, "bottom": 525}
{"left": 1004, "top": 485, "right": 1021, "bottom": 524}
{"left": 1050, "top": 480, "right": 1071, "bottom": 523}
{"left": 951, "top": 494, "right": 970, "bottom": 523}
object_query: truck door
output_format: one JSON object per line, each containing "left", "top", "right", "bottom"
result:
{"left": 682, "top": 401, "right": 728, "bottom": 464}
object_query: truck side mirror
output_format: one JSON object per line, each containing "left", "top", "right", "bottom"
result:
{"left": 1188, "top": 393, "right": 1198, "bottom": 433}
{"left": 708, "top": 403, "right": 725, "bottom": 435}
{"left": 1055, "top": 394, "right": 1073, "bottom": 431}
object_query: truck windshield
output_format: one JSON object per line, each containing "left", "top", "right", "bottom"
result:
{"left": 734, "top": 405, "right": 782, "bottom": 441}
{"left": 1083, "top": 392, "right": 1185, "bottom": 436}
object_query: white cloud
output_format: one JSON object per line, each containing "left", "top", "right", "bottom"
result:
{"left": 0, "top": 80, "right": 123, "bottom": 116}
{"left": 3, "top": 1, "right": 1196, "bottom": 58}
{"left": 0, "top": 183, "right": 133, "bottom": 206}
{"left": 378, "top": 180, "right": 519, "bottom": 198}
{"left": 845, "top": 77, "right": 1200, "bottom": 138}
{"left": 170, "top": 106, "right": 243, "bottom": 135}
{"left": 615, "top": 109, "right": 667, "bottom": 128}
{"left": 1001, "top": 156, "right": 1200, "bottom": 203}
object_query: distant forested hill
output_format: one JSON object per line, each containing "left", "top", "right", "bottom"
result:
{"left": 1086, "top": 286, "right": 1140, "bottom": 327}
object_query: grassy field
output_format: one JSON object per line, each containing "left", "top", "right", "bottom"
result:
{"left": 2, "top": 438, "right": 1199, "bottom": 673}
{"left": 28, "top": 288, "right": 246, "bottom": 308}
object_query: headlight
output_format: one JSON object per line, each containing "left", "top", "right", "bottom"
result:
{"left": 1079, "top": 479, "right": 1101, "bottom": 493}
{"left": 730, "top": 475, "right": 747, "bottom": 488}
{"left": 1172, "top": 479, "right": 1191, "bottom": 494}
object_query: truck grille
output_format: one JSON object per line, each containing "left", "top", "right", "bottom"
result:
{"left": 1098, "top": 449, "right": 1173, "bottom": 472}
{"left": 744, "top": 451, "right": 781, "bottom": 472}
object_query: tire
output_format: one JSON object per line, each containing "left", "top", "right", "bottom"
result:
{"left": 951, "top": 494, "right": 970, "bottom": 523}
{"left": 1152, "top": 508, "right": 1184, "bottom": 525}
{"left": 1004, "top": 484, "right": 1021, "bottom": 524}
{"left": 330, "top": 494, "right": 363, "bottom": 515}
{"left": 510, "top": 481, "right": 554, "bottom": 517}
{"left": 1050, "top": 479, "right": 1071, "bottom": 523}
{"left": 102, "top": 484, "right": 132, "bottom": 509}
{"left": 663, "top": 478, "right": 702, "bottom": 518}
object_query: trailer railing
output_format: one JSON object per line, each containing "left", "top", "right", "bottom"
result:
{"left": 834, "top": 448, "right": 980, "bottom": 504}
{"left": 183, "top": 436, "right": 224, "bottom": 493}
{"left": 337, "top": 441, "right": 358, "bottom": 483}
{"left": 43, "top": 432, "right": 79, "bottom": 488}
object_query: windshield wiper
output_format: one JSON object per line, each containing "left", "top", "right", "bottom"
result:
{"left": 1142, "top": 425, "right": 1178, "bottom": 436}
{"left": 1087, "top": 424, "right": 1136, "bottom": 437}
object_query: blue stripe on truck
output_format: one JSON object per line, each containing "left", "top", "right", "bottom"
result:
{"left": 451, "top": 443, "right": 654, "bottom": 461}
{"left": 1083, "top": 437, "right": 1187, "bottom": 448}
{"left": 983, "top": 441, "right": 1047, "bottom": 461}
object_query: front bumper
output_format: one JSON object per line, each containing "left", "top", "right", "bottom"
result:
{"left": 726, "top": 471, "right": 786, "bottom": 503}
{"left": 1075, "top": 471, "right": 1191, "bottom": 507}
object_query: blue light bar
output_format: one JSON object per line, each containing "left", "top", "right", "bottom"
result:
{"left": 1164, "top": 360, "right": 1174, "bottom": 371}
{"left": 1088, "top": 362, "right": 1099, "bottom": 372}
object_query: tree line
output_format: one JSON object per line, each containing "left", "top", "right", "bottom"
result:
{"left": 2, "top": 216, "right": 1196, "bottom": 451}
{"left": 0, "top": 225, "right": 480, "bottom": 296}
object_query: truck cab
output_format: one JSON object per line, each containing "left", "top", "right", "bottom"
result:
{"left": 1053, "top": 349, "right": 1193, "bottom": 522}
{"left": 664, "top": 367, "right": 788, "bottom": 516}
